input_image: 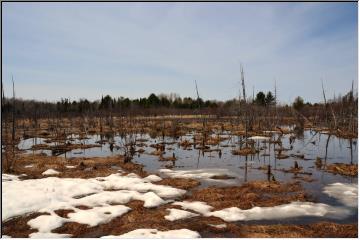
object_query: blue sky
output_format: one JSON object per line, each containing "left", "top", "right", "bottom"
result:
{"left": 2, "top": 2, "right": 358, "bottom": 103}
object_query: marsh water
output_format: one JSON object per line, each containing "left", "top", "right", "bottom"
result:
{"left": 17, "top": 128, "right": 358, "bottom": 225}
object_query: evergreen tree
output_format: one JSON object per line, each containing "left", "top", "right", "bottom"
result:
{"left": 265, "top": 91, "right": 276, "bottom": 106}
{"left": 293, "top": 96, "right": 305, "bottom": 111}
{"left": 255, "top": 91, "right": 266, "bottom": 106}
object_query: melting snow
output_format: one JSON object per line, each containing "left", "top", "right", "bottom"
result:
{"left": 248, "top": 136, "right": 270, "bottom": 140}
{"left": 172, "top": 201, "right": 214, "bottom": 215}
{"left": 102, "top": 229, "right": 201, "bottom": 238}
{"left": 3, "top": 173, "right": 185, "bottom": 221}
{"left": 29, "top": 232, "right": 72, "bottom": 238}
{"left": 208, "top": 224, "right": 227, "bottom": 229}
{"left": 323, "top": 183, "right": 358, "bottom": 208}
{"left": 67, "top": 205, "right": 131, "bottom": 227}
{"left": 209, "top": 202, "right": 351, "bottom": 222}
{"left": 164, "top": 208, "right": 199, "bottom": 221}
{"left": 171, "top": 200, "right": 351, "bottom": 222}
{"left": 2, "top": 174, "right": 21, "bottom": 182}
{"left": 3, "top": 173, "right": 356, "bottom": 237}
{"left": 98, "top": 173, "right": 185, "bottom": 199}
{"left": 3, "top": 173, "right": 186, "bottom": 237}
{"left": 263, "top": 130, "right": 278, "bottom": 133}
{"left": 143, "top": 175, "right": 162, "bottom": 182}
{"left": 42, "top": 169, "right": 60, "bottom": 175}
{"left": 28, "top": 214, "right": 67, "bottom": 234}
{"left": 75, "top": 190, "right": 166, "bottom": 208}
{"left": 65, "top": 165, "right": 76, "bottom": 169}
{"left": 159, "top": 169, "right": 239, "bottom": 184}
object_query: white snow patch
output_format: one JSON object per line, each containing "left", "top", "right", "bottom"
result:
{"left": 102, "top": 229, "right": 201, "bottom": 238}
{"left": 2, "top": 174, "right": 20, "bottom": 182}
{"left": 67, "top": 205, "right": 130, "bottom": 227}
{"left": 164, "top": 208, "right": 199, "bottom": 221}
{"left": 65, "top": 165, "right": 76, "bottom": 169}
{"left": 171, "top": 200, "right": 349, "bottom": 222}
{"left": 3, "top": 173, "right": 186, "bottom": 238}
{"left": 29, "top": 232, "right": 72, "bottom": 238}
{"left": 172, "top": 201, "right": 214, "bottom": 215}
{"left": 140, "top": 192, "right": 167, "bottom": 207}
{"left": 42, "top": 169, "right": 60, "bottom": 175}
{"left": 97, "top": 173, "right": 185, "bottom": 199}
{"left": 3, "top": 173, "right": 185, "bottom": 221}
{"left": 25, "top": 164, "right": 34, "bottom": 168}
{"left": 323, "top": 183, "right": 358, "bottom": 208}
{"left": 3, "top": 177, "right": 100, "bottom": 221}
{"left": 75, "top": 190, "right": 165, "bottom": 208}
{"left": 159, "top": 168, "right": 238, "bottom": 184}
{"left": 209, "top": 202, "right": 351, "bottom": 222}
{"left": 263, "top": 130, "right": 279, "bottom": 133}
{"left": 208, "top": 223, "right": 227, "bottom": 229}
{"left": 28, "top": 214, "right": 68, "bottom": 233}
{"left": 144, "top": 175, "right": 162, "bottom": 182}
{"left": 1, "top": 235, "right": 12, "bottom": 238}
{"left": 248, "top": 136, "right": 270, "bottom": 140}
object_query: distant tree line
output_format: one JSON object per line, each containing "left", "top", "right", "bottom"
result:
{"left": 1, "top": 90, "right": 357, "bottom": 122}
{"left": 1, "top": 93, "right": 221, "bottom": 118}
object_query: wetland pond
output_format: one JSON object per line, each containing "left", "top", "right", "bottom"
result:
{"left": 17, "top": 128, "right": 358, "bottom": 226}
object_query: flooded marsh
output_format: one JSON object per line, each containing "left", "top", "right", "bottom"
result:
{"left": 2, "top": 117, "right": 358, "bottom": 238}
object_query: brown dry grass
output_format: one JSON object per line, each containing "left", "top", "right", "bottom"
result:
{"left": 185, "top": 180, "right": 308, "bottom": 211}
{"left": 231, "top": 147, "right": 256, "bottom": 156}
{"left": 326, "top": 163, "right": 358, "bottom": 177}
{"left": 31, "top": 143, "right": 101, "bottom": 151}
{"left": 3, "top": 200, "right": 356, "bottom": 238}
{"left": 155, "top": 178, "right": 200, "bottom": 190}
{"left": 231, "top": 222, "right": 357, "bottom": 238}
{"left": 2, "top": 212, "right": 48, "bottom": 238}
{"left": 6, "top": 154, "right": 146, "bottom": 179}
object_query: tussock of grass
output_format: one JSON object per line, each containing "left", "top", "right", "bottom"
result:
{"left": 326, "top": 163, "right": 358, "bottom": 177}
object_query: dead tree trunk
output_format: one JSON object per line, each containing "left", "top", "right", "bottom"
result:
{"left": 10, "top": 77, "right": 16, "bottom": 171}
{"left": 241, "top": 65, "right": 248, "bottom": 148}
{"left": 322, "top": 80, "right": 337, "bottom": 130}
